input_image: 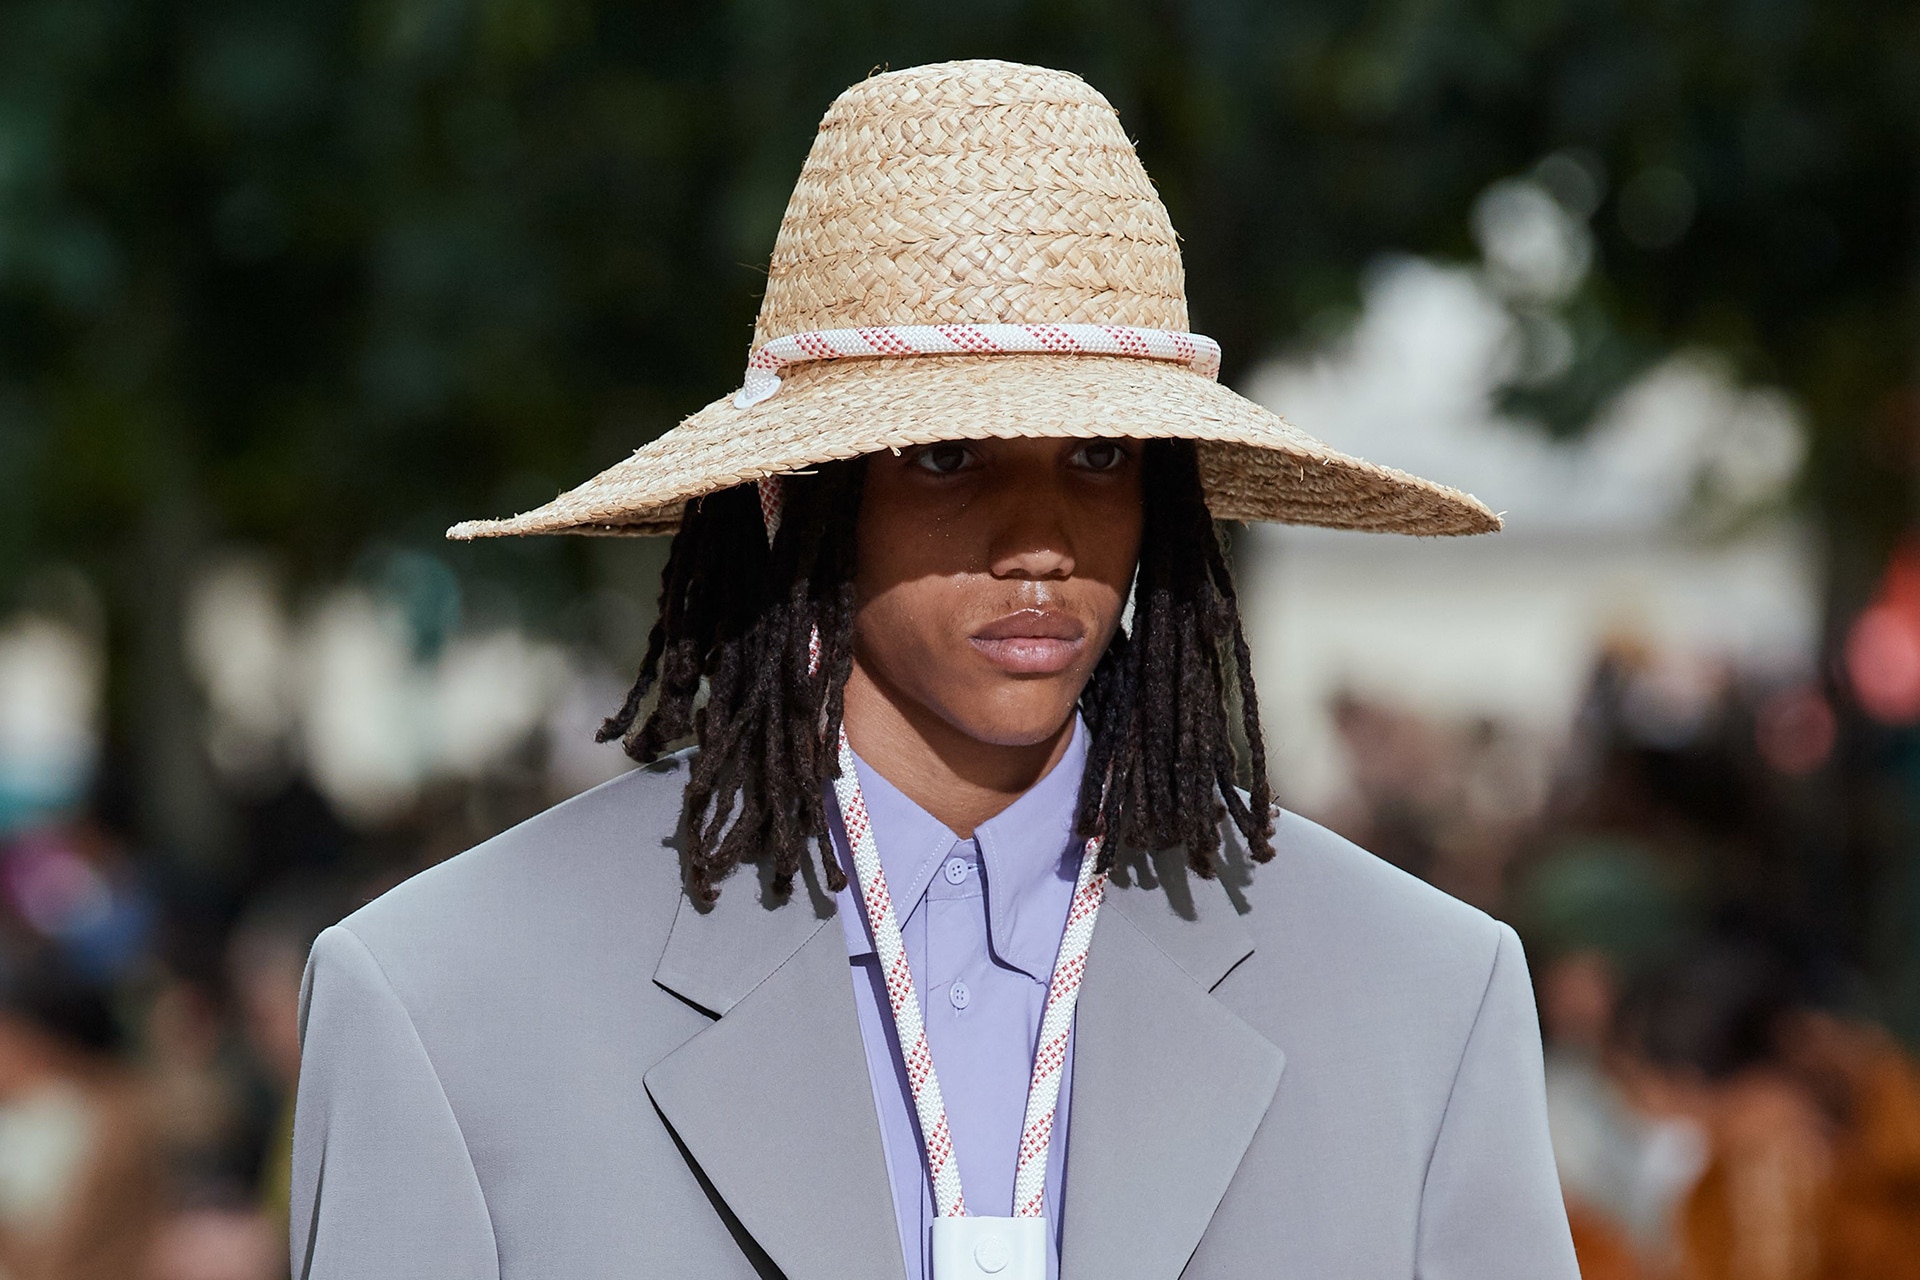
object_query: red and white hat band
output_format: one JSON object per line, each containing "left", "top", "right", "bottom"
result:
{"left": 733, "top": 323, "right": 1222, "bottom": 408}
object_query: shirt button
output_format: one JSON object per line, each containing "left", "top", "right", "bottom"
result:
{"left": 948, "top": 981, "right": 971, "bottom": 1010}
{"left": 943, "top": 858, "right": 970, "bottom": 885}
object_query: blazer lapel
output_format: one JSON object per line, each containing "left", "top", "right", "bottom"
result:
{"left": 1060, "top": 854, "right": 1286, "bottom": 1280}
{"left": 645, "top": 886, "right": 905, "bottom": 1280}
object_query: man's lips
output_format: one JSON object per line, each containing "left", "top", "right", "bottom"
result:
{"left": 968, "top": 610, "right": 1087, "bottom": 675}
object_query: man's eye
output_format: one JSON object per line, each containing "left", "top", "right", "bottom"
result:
{"left": 1072, "top": 440, "right": 1128, "bottom": 472}
{"left": 911, "top": 443, "right": 975, "bottom": 475}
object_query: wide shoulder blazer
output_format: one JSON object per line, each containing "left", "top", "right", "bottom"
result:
{"left": 291, "top": 753, "right": 1579, "bottom": 1279}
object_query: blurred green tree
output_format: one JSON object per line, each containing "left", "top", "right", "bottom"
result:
{"left": 1, "top": 0, "right": 1915, "bottom": 891}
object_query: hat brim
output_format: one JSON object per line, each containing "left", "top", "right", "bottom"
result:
{"left": 445, "top": 354, "right": 1499, "bottom": 540}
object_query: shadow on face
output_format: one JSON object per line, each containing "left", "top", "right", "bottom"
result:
{"left": 852, "top": 436, "right": 1143, "bottom": 753}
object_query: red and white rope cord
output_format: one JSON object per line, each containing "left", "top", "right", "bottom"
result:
{"left": 733, "top": 323, "right": 1221, "bottom": 408}
{"left": 1011, "top": 840, "right": 1106, "bottom": 1217}
{"left": 756, "top": 474, "right": 785, "bottom": 543}
{"left": 836, "top": 727, "right": 968, "bottom": 1217}
{"left": 746, "top": 320, "right": 1221, "bottom": 551}
{"left": 753, "top": 478, "right": 821, "bottom": 674}
{"left": 833, "top": 727, "right": 1107, "bottom": 1220}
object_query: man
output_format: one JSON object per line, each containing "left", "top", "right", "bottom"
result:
{"left": 292, "top": 60, "right": 1577, "bottom": 1279}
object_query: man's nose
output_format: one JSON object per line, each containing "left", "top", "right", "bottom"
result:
{"left": 987, "top": 486, "right": 1077, "bottom": 580}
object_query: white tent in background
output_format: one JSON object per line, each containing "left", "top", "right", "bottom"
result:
{"left": 1237, "top": 256, "right": 1817, "bottom": 816}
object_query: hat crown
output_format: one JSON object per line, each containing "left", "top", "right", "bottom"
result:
{"left": 753, "top": 60, "right": 1189, "bottom": 347}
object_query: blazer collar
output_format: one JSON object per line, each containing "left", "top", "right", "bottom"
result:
{"left": 649, "top": 863, "right": 835, "bottom": 1018}
{"left": 646, "top": 879, "right": 905, "bottom": 1280}
{"left": 1061, "top": 843, "right": 1285, "bottom": 1280}
{"left": 1102, "top": 839, "right": 1260, "bottom": 989}
{"left": 646, "top": 834, "right": 1282, "bottom": 1280}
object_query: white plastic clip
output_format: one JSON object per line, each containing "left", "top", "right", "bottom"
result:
{"left": 931, "top": 1216, "right": 1046, "bottom": 1280}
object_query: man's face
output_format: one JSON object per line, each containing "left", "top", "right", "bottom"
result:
{"left": 852, "top": 436, "right": 1143, "bottom": 748}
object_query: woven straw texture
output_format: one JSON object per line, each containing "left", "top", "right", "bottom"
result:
{"left": 448, "top": 60, "right": 1498, "bottom": 540}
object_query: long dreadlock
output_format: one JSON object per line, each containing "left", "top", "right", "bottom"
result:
{"left": 599, "top": 438, "right": 1274, "bottom": 903}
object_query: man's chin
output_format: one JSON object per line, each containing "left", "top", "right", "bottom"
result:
{"left": 943, "top": 694, "right": 1085, "bottom": 752}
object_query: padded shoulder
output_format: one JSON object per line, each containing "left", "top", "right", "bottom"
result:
{"left": 1237, "top": 808, "right": 1504, "bottom": 997}
{"left": 334, "top": 754, "right": 693, "bottom": 993}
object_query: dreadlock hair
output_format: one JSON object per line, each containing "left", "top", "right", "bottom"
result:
{"left": 599, "top": 438, "right": 1275, "bottom": 904}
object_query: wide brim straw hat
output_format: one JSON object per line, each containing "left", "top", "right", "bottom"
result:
{"left": 447, "top": 60, "right": 1498, "bottom": 541}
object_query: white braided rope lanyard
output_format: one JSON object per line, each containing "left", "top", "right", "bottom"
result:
{"left": 733, "top": 322, "right": 1221, "bottom": 409}
{"left": 834, "top": 728, "right": 1108, "bottom": 1220}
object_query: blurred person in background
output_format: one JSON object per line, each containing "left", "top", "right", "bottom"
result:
{"left": 1615, "top": 940, "right": 1831, "bottom": 1280}
{"left": 1611, "top": 939, "right": 1920, "bottom": 1280}
{"left": 1523, "top": 837, "right": 1707, "bottom": 1280}
{"left": 134, "top": 878, "right": 353, "bottom": 1280}
{"left": 140, "top": 1209, "right": 281, "bottom": 1280}
{"left": 1539, "top": 948, "right": 1657, "bottom": 1280}
{"left": 1778, "top": 996, "right": 1920, "bottom": 1279}
{"left": 138, "top": 967, "right": 259, "bottom": 1215}
{"left": 135, "top": 930, "right": 288, "bottom": 1280}
{"left": 224, "top": 879, "right": 352, "bottom": 1240}
{"left": 0, "top": 941, "right": 159, "bottom": 1280}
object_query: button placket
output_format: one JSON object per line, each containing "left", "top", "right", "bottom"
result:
{"left": 926, "top": 841, "right": 982, "bottom": 1020}
{"left": 925, "top": 841, "right": 976, "bottom": 1001}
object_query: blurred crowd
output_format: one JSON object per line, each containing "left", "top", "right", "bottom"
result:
{"left": 0, "top": 758, "right": 551, "bottom": 1280}
{"left": 5, "top": 634, "right": 1920, "bottom": 1279}
{"left": 1329, "top": 642, "right": 1920, "bottom": 1279}
{"left": 3, "top": 0, "right": 1915, "bottom": 1274}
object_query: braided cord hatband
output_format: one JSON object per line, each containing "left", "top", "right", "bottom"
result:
{"left": 734, "top": 323, "right": 1222, "bottom": 408}
{"left": 834, "top": 727, "right": 1108, "bottom": 1219}
{"left": 746, "top": 322, "right": 1224, "bottom": 536}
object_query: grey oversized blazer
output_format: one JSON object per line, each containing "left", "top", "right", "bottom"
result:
{"left": 292, "top": 754, "right": 1579, "bottom": 1279}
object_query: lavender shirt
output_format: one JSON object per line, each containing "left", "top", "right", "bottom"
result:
{"left": 831, "top": 719, "right": 1088, "bottom": 1280}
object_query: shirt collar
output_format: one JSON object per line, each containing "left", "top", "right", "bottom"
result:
{"left": 833, "top": 716, "right": 1090, "bottom": 980}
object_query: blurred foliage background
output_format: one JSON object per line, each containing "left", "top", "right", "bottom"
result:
{"left": 6, "top": 0, "right": 1919, "bottom": 862}
{"left": 6, "top": 3, "right": 1920, "bottom": 1276}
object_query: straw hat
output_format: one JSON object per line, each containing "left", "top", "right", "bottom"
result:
{"left": 447, "top": 60, "right": 1498, "bottom": 541}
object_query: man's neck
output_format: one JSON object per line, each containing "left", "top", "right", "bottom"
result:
{"left": 840, "top": 661, "right": 1075, "bottom": 839}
